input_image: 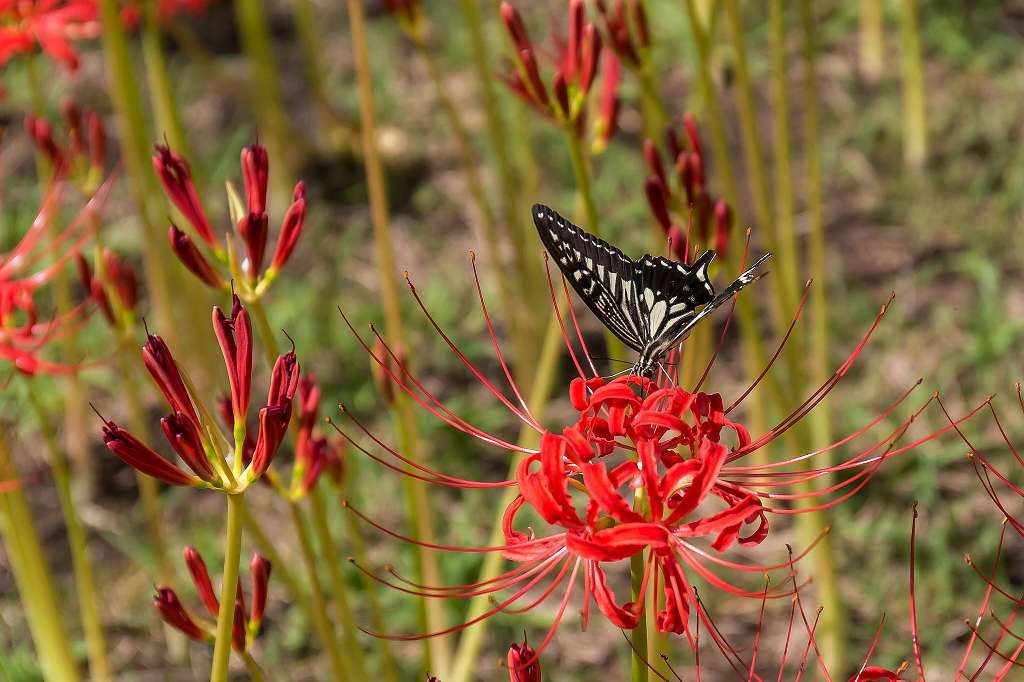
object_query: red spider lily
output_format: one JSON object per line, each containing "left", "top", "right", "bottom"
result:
{"left": 499, "top": 1, "right": 604, "bottom": 131}
{"left": 592, "top": 50, "right": 621, "bottom": 152}
{"left": 100, "top": 295, "right": 298, "bottom": 490}
{"left": 0, "top": 172, "right": 111, "bottom": 375}
{"left": 594, "top": 0, "right": 649, "bottom": 69}
{"left": 644, "top": 114, "right": 731, "bottom": 262}
{"left": 0, "top": 0, "right": 100, "bottom": 72}
{"left": 153, "top": 143, "right": 308, "bottom": 294}
{"left": 156, "top": 546, "right": 271, "bottom": 652}
{"left": 334, "top": 247, "right": 982, "bottom": 664}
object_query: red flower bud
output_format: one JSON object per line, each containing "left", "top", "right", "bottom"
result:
{"left": 552, "top": 72, "right": 571, "bottom": 118}
{"left": 102, "top": 420, "right": 197, "bottom": 486}
{"left": 682, "top": 112, "right": 704, "bottom": 162}
{"left": 249, "top": 554, "right": 271, "bottom": 628}
{"left": 665, "top": 127, "right": 682, "bottom": 161}
{"left": 142, "top": 332, "right": 200, "bottom": 428}
{"left": 183, "top": 546, "right": 220, "bottom": 617}
{"left": 269, "top": 181, "right": 307, "bottom": 272}
{"left": 161, "top": 411, "right": 217, "bottom": 482}
{"left": 713, "top": 199, "right": 731, "bottom": 258}
{"left": 250, "top": 404, "right": 290, "bottom": 478}
{"left": 268, "top": 351, "right": 300, "bottom": 410}
{"left": 103, "top": 249, "right": 138, "bottom": 311}
{"left": 240, "top": 144, "right": 269, "bottom": 215}
{"left": 61, "top": 100, "right": 84, "bottom": 155}
{"left": 500, "top": 2, "right": 532, "bottom": 54}
{"left": 25, "top": 115, "right": 61, "bottom": 166}
{"left": 644, "top": 176, "right": 671, "bottom": 232}
{"left": 231, "top": 598, "right": 247, "bottom": 652}
{"left": 579, "top": 24, "right": 601, "bottom": 94}
{"left": 153, "top": 145, "right": 216, "bottom": 247}
{"left": 518, "top": 49, "right": 550, "bottom": 109}
{"left": 507, "top": 638, "right": 541, "bottom": 682}
{"left": 596, "top": 52, "right": 621, "bottom": 144}
{"left": 566, "top": 0, "right": 584, "bottom": 81}
{"left": 154, "top": 587, "right": 205, "bottom": 640}
{"left": 643, "top": 139, "right": 665, "bottom": 185}
{"left": 87, "top": 112, "right": 106, "bottom": 170}
{"left": 168, "top": 224, "right": 225, "bottom": 289}
{"left": 212, "top": 295, "right": 253, "bottom": 423}
{"left": 628, "top": 0, "right": 650, "bottom": 48}
{"left": 236, "top": 212, "right": 269, "bottom": 279}
{"left": 299, "top": 435, "right": 327, "bottom": 493}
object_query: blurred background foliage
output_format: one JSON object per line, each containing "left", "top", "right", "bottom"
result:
{"left": 3, "top": 0, "right": 1024, "bottom": 679}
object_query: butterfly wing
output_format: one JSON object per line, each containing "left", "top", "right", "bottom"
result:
{"left": 533, "top": 204, "right": 645, "bottom": 351}
{"left": 633, "top": 250, "right": 716, "bottom": 353}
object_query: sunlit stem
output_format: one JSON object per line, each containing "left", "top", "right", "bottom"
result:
{"left": 346, "top": 0, "right": 449, "bottom": 673}
{"left": 232, "top": 0, "right": 292, "bottom": 190}
{"left": 24, "top": 384, "right": 110, "bottom": 682}
{"left": 630, "top": 491, "right": 649, "bottom": 682}
{"left": 859, "top": 0, "right": 885, "bottom": 83}
{"left": 449, "top": 306, "right": 564, "bottom": 682}
{"left": 899, "top": 0, "right": 927, "bottom": 169}
{"left": 97, "top": 0, "right": 177, "bottom": 341}
{"left": 458, "top": 0, "right": 541, "bottom": 322}
{"left": 0, "top": 431, "right": 81, "bottom": 682}
{"left": 141, "top": 0, "right": 190, "bottom": 156}
{"left": 210, "top": 493, "right": 244, "bottom": 682}
{"left": 289, "top": 500, "right": 351, "bottom": 680}
{"left": 309, "top": 487, "right": 368, "bottom": 678}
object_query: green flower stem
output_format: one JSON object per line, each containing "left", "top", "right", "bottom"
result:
{"left": 97, "top": 0, "right": 176, "bottom": 342}
{"left": 233, "top": 0, "right": 292, "bottom": 187}
{"left": 141, "top": 0, "right": 189, "bottom": 156}
{"left": 0, "top": 432, "right": 81, "bottom": 682}
{"left": 899, "top": 0, "right": 927, "bottom": 169}
{"left": 859, "top": 0, "right": 885, "bottom": 83}
{"left": 629, "top": 492, "right": 650, "bottom": 682}
{"left": 411, "top": 30, "right": 533, "bottom": 371}
{"left": 210, "top": 493, "right": 244, "bottom": 682}
{"left": 288, "top": 500, "right": 350, "bottom": 681}
{"left": 347, "top": 0, "right": 449, "bottom": 673}
{"left": 308, "top": 488, "right": 367, "bottom": 678}
{"left": 458, "top": 0, "right": 541, "bottom": 318}
{"left": 449, "top": 308, "right": 563, "bottom": 682}
{"left": 241, "top": 651, "right": 267, "bottom": 682}
{"left": 800, "top": 0, "right": 844, "bottom": 668}
{"left": 24, "top": 385, "right": 110, "bottom": 682}
{"left": 341, "top": 487, "right": 398, "bottom": 682}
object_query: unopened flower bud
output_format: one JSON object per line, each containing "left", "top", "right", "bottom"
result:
{"left": 87, "top": 113, "right": 106, "bottom": 170}
{"left": 103, "top": 249, "right": 138, "bottom": 311}
{"left": 212, "top": 295, "right": 253, "bottom": 423}
{"left": 236, "top": 212, "right": 269, "bottom": 279}
{"left": 153, "top": 145, "right": 216, "bottom": 247}
{"left": 267, "top": 351, "right": 300, "bottom": 410}
{"left": 518, "top": 49, "right": 549, "bottom": 109}
{"left": 240, "top": 144, "right": 269, "bottom": 215}
{"left": 567, "top": 0, "right": 584, "bottom": 80}
{"left": 183, "top": 546, "right": 220, "bottom": 617}
{"left": 629, "top": 0, "right": 650, "bottom": 48}
{"left": 644, "top": 177, "right": 671, "bottom": 232}
{"left": 232, "top": 598, "right": 247, "bottom": 652}
{"left": 161, "top": 411, "right": 217, "bottom": 482}
{"left": 507, "top": 638, "right": 541, "bottom": 682}
{"left": 500, "top": 2, "right": 531, "bottom": 54}
{"left": 168, "top": 224, "right": 225, "bottom": 289}
{"left": 579, "top": 24, "right": 601, "bottom": 93}
{"left": 643, "top": 139, "right": 665, "bottom": 185}
{"left": 154, "top": 587, "right": 205, "bottom": 640}
{"left": 713, "top": 199, "right": 731, "bottom": 258}
{"left": 249, "top": 554, "right": 271, "bottom": 628}
{"left": 250, "top": 404, "right": 290, "bottom": 478}
{"left": 682, "top": 112, "right": 704, "bottom": 161}
{"left": 25, "top": 115, "right": 61, "bottom": 166}
{"left": 552, "top": 73, "right": 571, "bottom": 118}
{"left": 142, "top": 331, "right": 201, "bottom": 427}
{"left": 103, "top": 420, "right": 197, "bottom": 486}
{"left": 270, "top": 181, "right": 307, "bottom": 272}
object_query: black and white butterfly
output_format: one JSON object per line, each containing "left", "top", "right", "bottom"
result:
{"left": 533, "top": 203, "right": 770, "bottom": 378}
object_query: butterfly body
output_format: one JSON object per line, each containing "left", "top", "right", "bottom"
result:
{"left": 533, "top": 203, "right": 769, "bottom": 377}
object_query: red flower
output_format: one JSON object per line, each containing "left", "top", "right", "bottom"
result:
{"left": 336, "top": 253, "right": 983, "bottom": 661}
{"left": 101, "top": 297, "right": 297, "bottom": 490}
{"left": 507, "top": 637, "right": 541, "bottom": 681}
{"left": 0, "top": 0, "right": 100, "bottom": 72}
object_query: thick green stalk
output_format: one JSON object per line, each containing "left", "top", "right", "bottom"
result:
{"left": 288, "top": 501, "right": 350, "bottom": 680}
{"left": 346, "top": 0, "right": 449, "bottom": 673}
{"left": 899, "top": 0, "right": 927, "bottom": 169}
{"left": 24, "top": 386, "right": 110, "bottom": 682}
{"left": 210, "top": 493, "right": 244, "bottom": 682}
{"left": 768, "top": 0, "right": 798, "bottom": 292}
{"left": 0, "top": 432, "right": 81, "bottom": 682}
{"left": 141, "top": 0, "right": 189, "bottom": 155}
{"left": 448, "top": 310, "right": 563, "bottom": 682}
{"left": 458, "top": 0, "right": 541, "bottom": 316}
{"left": 308, "top": 488, "right": 367, "bottom": 678}
{"left": 800, "top": 0, "right": 844, "bottom": 668}
{"left": 233, "top": 0, "right": 292, "bottom": 185}
{"left": 859, "top": 0, "right": 885, "bottom": 83}
{"left": 97, "top": 0, "right": 176, "bottom": 340}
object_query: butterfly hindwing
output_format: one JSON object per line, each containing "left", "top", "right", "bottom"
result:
{"left": 533, "top": 204, "right": 645, "bottom": 351}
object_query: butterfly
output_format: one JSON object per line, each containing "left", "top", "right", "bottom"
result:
{"left": 533, "top": 203, "right": 771, "bottom": 378}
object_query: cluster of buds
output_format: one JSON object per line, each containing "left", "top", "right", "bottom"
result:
{"left": 154, "top": 546, "right": 271, "bottom": 653}
{"left": 1, "top": 172, "right": 109, "bottom": 375}
{"left": 594, "top": 0, "right": 650, "bottom": 70}
{"left": 0, "top": 0, "right": 100, "bottom": 73}
{"left": 24, "top": 101, "right": 106, "bottom": 191}
{"left": 76, "top": 248, "right": 139, "bottom": 330}
{"left": 499, "top": 1, "right": 604, "bottom": 132}
{"left": 643, "top": 114, "right": 732, "bottom": 262}
{"left": 154, "top": 143, "right": 307, "bottom": 298}
{"left": 101, "top": 295, "right": 299, "bottom": 491}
